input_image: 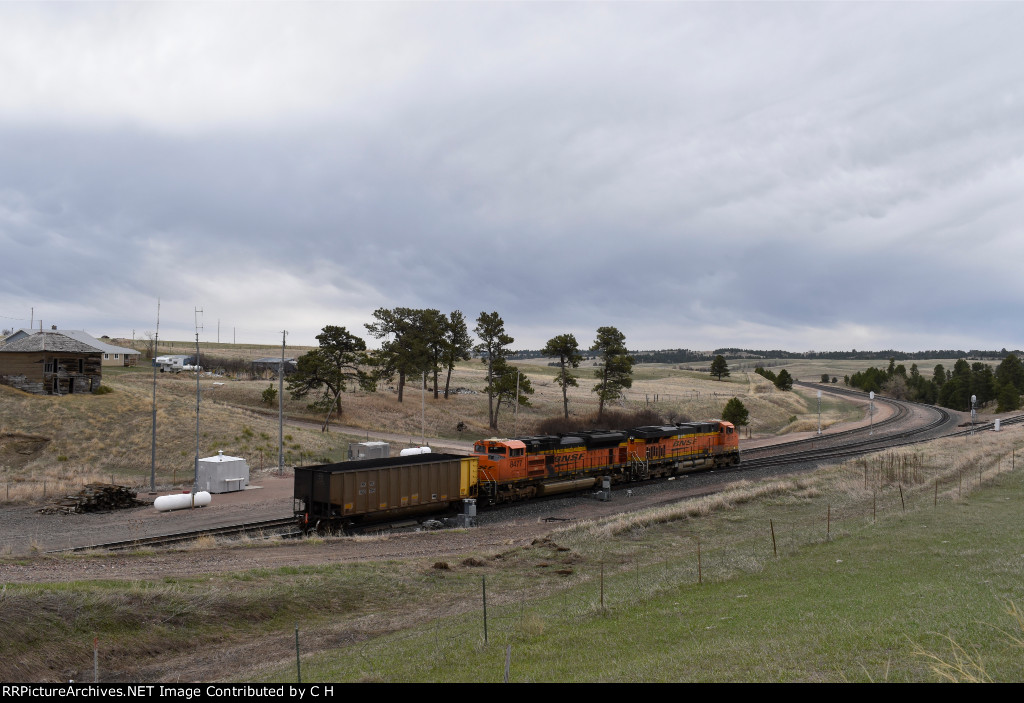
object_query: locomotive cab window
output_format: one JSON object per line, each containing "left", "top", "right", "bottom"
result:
{"left": 510, "top": 448, "right": 524, "bottom": 457}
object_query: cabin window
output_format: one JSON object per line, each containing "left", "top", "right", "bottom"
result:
{"left": 104, "top": 354, "right": 109, "bottom": 360}
{"left": 510, "top": 448, "right": 524, "bottom": 457}
{"left": 473, "top": 444, "right": 486, "bottom": 454}
{"left": 489, "top": 446, "right": 506, "bottom": 454}
{"left": 114, "top": 354, "right": 119, "bottom": 360}
{"left": 44, "top": 361, "right": 54, "bottom": 373}
{"left": 78, "top": 359, "right": 84, "bottom": 374}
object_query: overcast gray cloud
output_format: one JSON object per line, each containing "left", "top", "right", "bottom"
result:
{"left": 1, "top": 3, "right": 1022, "bottom": 352}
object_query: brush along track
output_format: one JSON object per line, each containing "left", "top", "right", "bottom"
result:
{"left": 53, "top": 516, "right": 297, "bottom": 553}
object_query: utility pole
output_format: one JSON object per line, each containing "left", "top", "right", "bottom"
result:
{"left": 150, "top": 300, "right": 160, "bottom": 494}
{"left": 279, "top": 330, "right": 287, "bottom": 474}
{"left": 194, "top": 308, "right": 203, "bottom": 494}
{"left": 514, "top": 370, "right": 521, "bottom": 437}
{"left": 817, "top": 389, "right": 822, "bottom": 436}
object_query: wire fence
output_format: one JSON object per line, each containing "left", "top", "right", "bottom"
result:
{"left": 270, "top": 446, "right": 1019, "bottom": 682}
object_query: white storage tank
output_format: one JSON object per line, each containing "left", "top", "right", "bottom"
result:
{"left": 197, "top": 450, "right": 250, "bottom": 493}
{"left": 155, "top": 491, "right": 212, "bottom": 511}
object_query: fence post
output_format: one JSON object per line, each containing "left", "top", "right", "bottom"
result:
{"left": 899, "top": 484, "right": 905, "bottom": 512}
{"left": 770, "top": 519, "right": 777, "bottom": 558}
{"left": 697, "top": 535, "right": 702, "bottom": 585}
{"left": 295, "top": 623, "right": 301, "bottom": 683}
{"left": 934, "top": 479, "right": 938, "bottom": 507}
{"left": 872, "top": 490, "right": 876, "bottom": 523}
{"left": 504, "top": 645, "right": 511, "bottom": 683}
{"left": 482, "top": 576, "right": 488, "bottom": 645}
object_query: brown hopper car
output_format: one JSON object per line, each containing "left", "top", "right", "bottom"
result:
{"left": 294, "top": 453, "right": 478, "bottom": 533}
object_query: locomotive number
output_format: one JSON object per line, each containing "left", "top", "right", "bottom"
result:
{"left": 509, "top": 459, "right": 523, "bottom": 469}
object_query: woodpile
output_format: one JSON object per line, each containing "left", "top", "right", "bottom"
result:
{"left": 38, "top": 483, "right": 143, "bottom": 515}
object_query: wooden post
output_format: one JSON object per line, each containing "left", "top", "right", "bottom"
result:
{"left": 959, "top": 469, "right": 962, "bottom": 498}
{"left": 504, "top": 644, "right": 511, "bottom": 683}
{"left": 827, "top": 504, "right": 831, "bottom": 541}
{"left": 770, "top": 519, "right": 777, "bottom": 558}
{"left": 295, "top": 623, "right": 301, "bottom": 683}
{"left": 872, "top": 490, "right": 876, "bottom": 523}
{"left": 600, "top": 559, "right": 605, "bottom": 610}
{"left": 899, "top": 483, "right": 905, "bottom": 512}
{"left": 697, "top": 535, "right": 702, "bottom": 585}
{"left": 482, "top": 576, "right": 488, "bottom": 644}
{"left": 934, "top": 479, "right": 938, "bottom": 507}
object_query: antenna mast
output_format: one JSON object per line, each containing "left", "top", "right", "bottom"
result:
{"left": 194, "top": 307, "right": 203, "bottom": 495}
{"left": 150, "top": 298, "right": 160, "bottom": 493}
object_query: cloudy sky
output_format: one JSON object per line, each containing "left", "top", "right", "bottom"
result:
{"left": 1, "top": 2, "right": 1022, "bottom": 353}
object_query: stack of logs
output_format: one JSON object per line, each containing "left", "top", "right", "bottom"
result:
{"left": 38, "top": 483, "right": 143, "bottom": 515}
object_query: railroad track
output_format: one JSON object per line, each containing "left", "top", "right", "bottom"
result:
{"left": 51, "top": 516, "right": 298, "bottom": 553}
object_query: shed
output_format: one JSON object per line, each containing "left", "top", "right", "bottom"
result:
{"left": 348, "top": 441, "right": 390, "bottom": 461}
{"left": 197, "top": 451, "right": 250, "bottom": 493}
{"left": 252, "top": 357, "right": 297, "bottom": 378}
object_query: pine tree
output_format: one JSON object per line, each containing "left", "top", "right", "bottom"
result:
{"left": 591, "top": 326, "right": 633, "bottom": 420}
{"left": 721, "top": 397, "right": 749, "bottom": 426}
{"left": 710, "top": 355, "right": 730, "bottom": 380}
{"left": 475, "top": 312, "right": 514, "bottom": 429}
{"left": 774, "top": 369, "right": 793, "bottom": 391}
{"left": 542, "top": 333, "right": 583, "bottom": 419}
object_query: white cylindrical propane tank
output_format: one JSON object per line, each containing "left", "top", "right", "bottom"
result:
{"left": 399, "top": 446, "right": 431, "bottom": 456}
{"left": 154, "top": 491, "right": 212, "bottom": 512}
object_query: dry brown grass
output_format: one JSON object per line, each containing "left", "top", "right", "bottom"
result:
{"left": 0, "top": 374, "right": 356, "bottom": 503}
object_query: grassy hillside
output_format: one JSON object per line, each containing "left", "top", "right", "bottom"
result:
{"left": 2, "top": 426, "right": 1021, "bottom": 681}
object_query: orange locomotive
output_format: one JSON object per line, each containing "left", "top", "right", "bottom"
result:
{"left": 472, "top": 420, "right": 739, "bottom": 504}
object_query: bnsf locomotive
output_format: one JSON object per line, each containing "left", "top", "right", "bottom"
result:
{"left": 295, "top": 420, "right": 739, "bottom": 532}
{"left": 473, "top": 421, "right": 739, "bottom": 502}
